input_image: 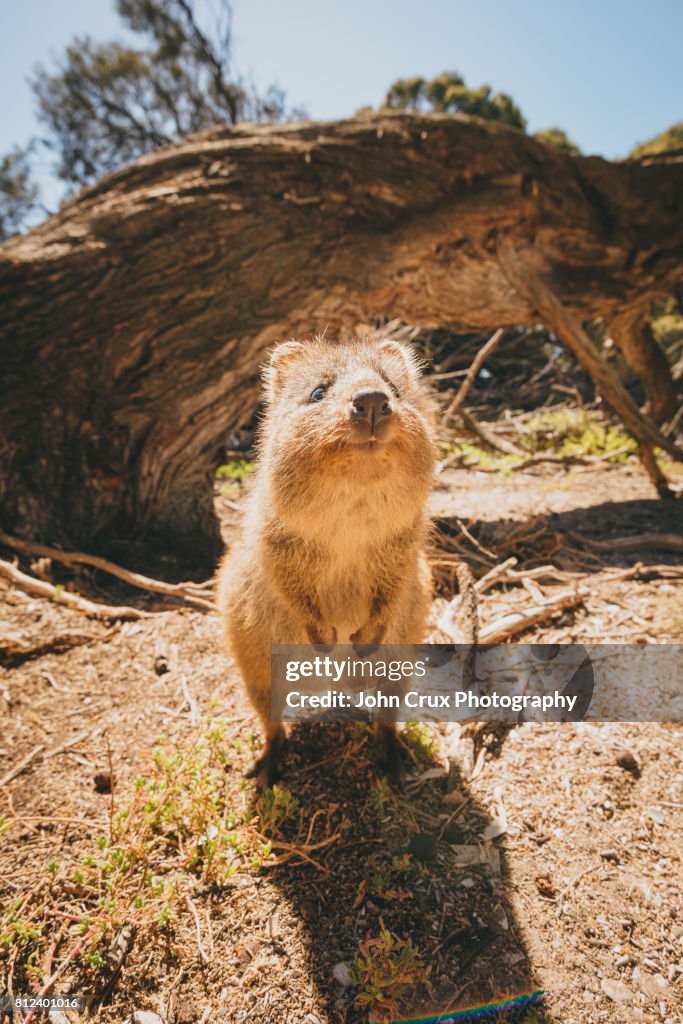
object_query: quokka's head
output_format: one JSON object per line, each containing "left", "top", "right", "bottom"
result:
{"left": 260, "top": 336, "right": 435, "bottom": 484}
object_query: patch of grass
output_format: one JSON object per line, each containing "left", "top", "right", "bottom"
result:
{"left": 256, "top": 784, "right": 300, "bottom": 836}
{"left": 373, "top": 773, "right": 392, "bottom": 814}
{"left": 651, "top": 303, "right": 683, "bottom": 367}
{"left": 215, "top": 457, "right": 256, "bottom": 499}
{"left": 361, "top": 853, "right": 415, "bottom": 902}
{"left": 351, "top": 919, "right": 430, "bottom": 1022}
{"left": 518, "top": 407, "right": 637, "bottom": 461}
{"left": 0, "top": 720, "right": 341, "bottom": 996}
{"left": 401, "top": 721, "right": 438, "bottom": 763}
{"left": 438, "top": 438, "right": 521, "bottom": 473}
{"left": 0, "top": 720, "right": 260, "bottom": 991}
{"left": 215, "top": 458, "right": 255, "bottom": 482}
{"left": 439, "top": 405, "right": 640, "bottom": 474}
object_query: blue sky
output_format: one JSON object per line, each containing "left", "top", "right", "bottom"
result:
{"left": 1, "top": 0, "right": 681, "bottom": 205}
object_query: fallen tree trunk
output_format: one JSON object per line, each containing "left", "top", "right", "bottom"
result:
{"left": 497, "top": 238, "right": 682, "bottom": 495}
{"left": 1, "top": 113, "right": 682, "bottom": 563}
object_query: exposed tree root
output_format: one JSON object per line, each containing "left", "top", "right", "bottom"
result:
{"left": 0, "top": 558, "right": 153, "bottom": 621}
{"left": 0, "top": 529, "right": 215, "bottom": 610}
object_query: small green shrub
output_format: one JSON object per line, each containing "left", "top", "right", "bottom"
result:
{"left": 351, "top": 919, "right": 430, "bottom": 1022}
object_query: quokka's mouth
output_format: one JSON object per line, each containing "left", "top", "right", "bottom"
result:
{"left": 345, "top": 420, "right": 396, "bottom": 448}
{"left": 344, "top": 434, "right": 390, "bottom": 450}
{"left": 351, "top": 440, "right": 381, "bottom": 450}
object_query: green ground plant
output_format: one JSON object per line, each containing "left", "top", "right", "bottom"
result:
{"left": 351, "top": 919, "right": 430, "bottom": 1022}
{"left": 0, "top": 720, "right": 267, "bottom": 991}
{"left": 438, "top": 404, "right": 640, "bottom": 474}
{"left": 256, "top": 784, "right": 300, "bottom": 836}
{"left": 214, "top": 458, "right": 256, "bottom": 498}
{"left": 401, "top": 721, "right": 438, "bottom": 763}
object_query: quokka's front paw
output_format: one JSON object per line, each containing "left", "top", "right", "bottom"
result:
{"left": 306, "top": 622, "right": 337, "bottom": 651}
{"left": 378, "top": 725, "right": 407, "bottom": 789}
{"left": 245, "top": 729, "right": 286, "bottom": 789}
{"left": 350, "top": 622, "right": 385, "bottom": 656}
{"left": 245, "top": 753, "right": 281, "bottom": 789}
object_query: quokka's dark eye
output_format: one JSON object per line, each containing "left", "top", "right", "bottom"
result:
{"left": 387, "top": 381, "right": 400, "bottom": 398}
{"left": 310, "top": 386, "right": 326, "bottom": 402}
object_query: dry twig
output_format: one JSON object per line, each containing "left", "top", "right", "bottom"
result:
{"left": 442, "top": 328, "right": 505, "bottom": 423}
{"left": 0, "top": 558, "right": 153, "bottom": 621}
{"left": 459, "top": 409, "right": 524, "bottom": 456}
{"left": 0, "top": 528, "right": 214, "bottom": 610}
{"left": 185, "top": 894, "right": 210, "bottom": 965}
{"left": 478, "top": 588, "right": 588, "bottom": 644}
{"left": 0, "top": 744, "right": 45, "bottom": 788}
{"left": 575, "top": 532, "right": 683, "bottom": 554}
{"left": 0, "top": 630, "right": 113, "bottom": 669}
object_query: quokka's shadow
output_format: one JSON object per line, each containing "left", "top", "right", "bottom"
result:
{"left": 253, "top": 721, "right": 552, "bottom": 1023}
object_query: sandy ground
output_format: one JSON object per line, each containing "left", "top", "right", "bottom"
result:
{"left": 1, "top": 458, "right": 682, "bottom": 1024}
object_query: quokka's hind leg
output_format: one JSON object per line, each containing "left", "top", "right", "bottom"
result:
{"left": 227, "top": 626, "right": 286, "bottom": 787}
{"left": 245, "top": 722, "right": 286, "bottom": 788}
{"left": 241, "top": 665, "right": 287, "bottom": 788}
{"left": 377, "top": 723, "right": 407, "bottom": 786}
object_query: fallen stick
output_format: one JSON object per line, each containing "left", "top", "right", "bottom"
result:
{"left": 474, "top": 557, "right": 519, "bottom": 593}
{"left": 44, "top": 731, "right": 90, "bottom": 759}
{"left": 0, "top": 558, "right": 152, "bottom": 621}
{"left": 0, "top": 744, "right": 45, "bottom": 787}
{"left": 439, "top": 587, "right": 588, "bottom": 644}
{"left": 601, "top": 563, "right": 683, "bottom": 581}
{"left": 478, "top": 588, "right": 588, "bottom": 644}
{"left": 185, "top": 894, "right": 210, "bottom": 965}
{"left": 575, "top": 532, "right": 683, "bottom": 554}
{"left": 180, "top": 675, "right": 200, "bottom": 726}
{"left": 0, "top": 630, "right": 109, "bottom": 668}
{"left": 459, "top": 409, "right": 524, "bottom": 457}
{"left": 499, "top": 566, "right": 584, "bottom": 585}
{"left": 435, "top": 450, "right": 467, "bottom": 475}
{"left": 451, "top": 516, "right": 498, "bottom": 560}
{"left": 92, "top": 924, "right": 136, "bottom": 1011}
{"left": 508, "top": 445, "right": 636, "bottom": 473}
{"left": 442, "top": 328, "right": 505, "bottom": 423}
{"left": 507, "top": 453, "right": 596, "bottom": 471}
{"left": 0, "top": 529, "right": 214, "bottom": 610}
{"left": 435, "top": 558, "right": 509, "bottom": 637}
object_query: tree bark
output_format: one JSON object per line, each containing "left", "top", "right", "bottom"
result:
{"left": 1, "top": 113, "right": 682, "bottom": 564}
{"left": 608, "top": 308, "right": 678, "bottom": 424}
{"left": 497, "top": 238, "right": 680, "bottom": 495}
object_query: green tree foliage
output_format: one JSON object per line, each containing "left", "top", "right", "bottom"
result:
{"left": 381, "top": 71, "right": 527, "bottom": 130}
{"left": 31, "top": 0, "right": 300, "bottom": 189}
{"left": 533, "top": 127, "right": 581, "bottom": 154}
{"left": 0, "top": 148, "right": 38, "bottom": 242}
{"left": 630, "top": 122, "right": 683, "bottom": 159}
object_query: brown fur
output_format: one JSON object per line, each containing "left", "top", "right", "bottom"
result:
{"left": 216, "top": 336, "right": 435, "bottom": 784}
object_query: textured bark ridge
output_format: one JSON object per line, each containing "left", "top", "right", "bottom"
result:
{"left": 1, "top": 113, "right": 682, "bottom": 563}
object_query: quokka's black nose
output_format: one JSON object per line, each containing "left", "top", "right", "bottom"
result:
{"left": 351, "top": 389, "right": 392, "bottom": 422}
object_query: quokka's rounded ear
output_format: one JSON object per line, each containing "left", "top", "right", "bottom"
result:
{"left": 264, "top": 340, "right": 306, "bottom": 399}
{"left": 379, "top": 339, "right": 423, "bottom": 384}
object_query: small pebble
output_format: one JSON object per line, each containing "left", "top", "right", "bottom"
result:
{"left": 93, "top": 771, "right": 114, "bottom": 794}
{"left": 332, "top": 962, "right": 352, "bottom": 987}
{"left": 615, "top": 750, "right": 641, "bottom": 777}
{"left": 601, "top": 977, "right": 632, "bottom": 1002}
